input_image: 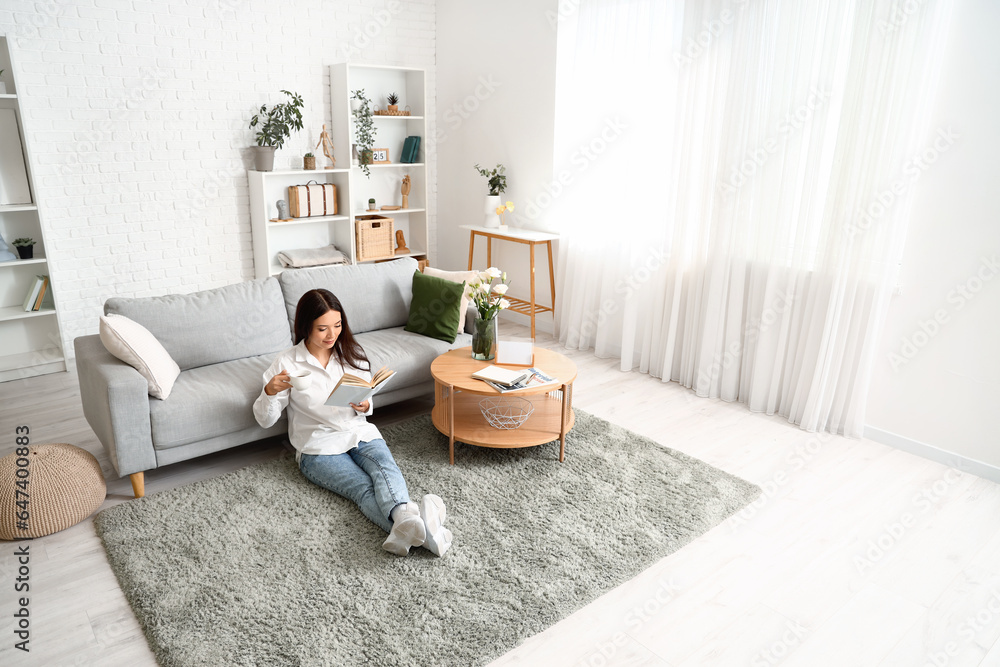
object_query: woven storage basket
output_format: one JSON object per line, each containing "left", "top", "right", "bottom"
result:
{"left": 0, "top": 444, "right": 106, "bottom": 540}
{"left": 356, "top": 215, "right": 395, "bottom": 262}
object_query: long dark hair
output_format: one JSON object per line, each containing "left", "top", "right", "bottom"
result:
{"left": 293, "top": 289, "right": 370, "bottom": 372}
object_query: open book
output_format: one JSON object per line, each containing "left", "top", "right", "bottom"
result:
{"left": 324, "top": 366, "right": 395, "bottom": 407}
{"left": 471, "top": 365, "right": 532, "bottom": 387}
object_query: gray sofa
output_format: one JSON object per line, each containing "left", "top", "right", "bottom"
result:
{"left": 74, "top": 257, "right": 472, "bottom": 498}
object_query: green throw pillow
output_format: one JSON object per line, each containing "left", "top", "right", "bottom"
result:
{"left": 404, "top": 270, "right": 465, "bottom": 343}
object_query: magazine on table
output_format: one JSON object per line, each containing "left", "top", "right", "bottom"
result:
{"left": 479, "top": 367, "right": 559, "bottom": 393}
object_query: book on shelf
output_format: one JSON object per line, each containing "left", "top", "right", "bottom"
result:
{"left": 400, "top": 135, "right": 421, "bottom": 164}
{"left": 479, "top": 367, "right": 560, "bottom": 393}
{"left": 21, "top": 275, "right": 48, "bottom": 312}
{"left": 324, "top": 366, "right": 395, "bottom": 407}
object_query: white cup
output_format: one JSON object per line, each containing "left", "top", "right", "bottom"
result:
{"left": 288, "top": 370, "right": 312, "bottom": 390}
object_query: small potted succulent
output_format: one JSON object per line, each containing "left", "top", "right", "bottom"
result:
{"left": 387, "top": 92, "right": 399, "bottom": 113}
{"left": 303, "top": 152, "right": 316, "bottom": 170}
{"left": 12, "top": 237, "right": 35, "bottom": 260}
{"left": 368, "top": 198, "right": 377, "bottom": 211}
{"left": 248, "top": 90, "right": 304, "bottom": 172}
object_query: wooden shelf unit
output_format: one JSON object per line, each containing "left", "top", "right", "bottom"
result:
{"left": 0, "top": 35, "right": 66, "bottom": 383}
{"left": 247, "top": 64, "right": 429, "bottom": 279}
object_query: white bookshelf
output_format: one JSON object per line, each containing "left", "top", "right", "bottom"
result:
{"left": 247, "top": 63, "right": 429, "bottom": 278}
{"left": 0, "top": 35, "right": 66, "bottom": 383}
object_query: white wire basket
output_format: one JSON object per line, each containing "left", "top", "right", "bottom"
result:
{"left": 479, "top": 396, "right": 534, "bottom": 430}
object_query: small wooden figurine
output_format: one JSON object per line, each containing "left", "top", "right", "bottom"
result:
{"left": 315, "top": 124, "right": 335, "bottom": 169}
{"left": 401, "top": 175, "right": 411, "bottom": 209}
{"left": 394, "top": 230, "right": 410, "bottom": 255}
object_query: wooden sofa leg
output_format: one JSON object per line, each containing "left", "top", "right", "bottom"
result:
{"left": 129, "top": 472, "right": 145, "bottom": 499}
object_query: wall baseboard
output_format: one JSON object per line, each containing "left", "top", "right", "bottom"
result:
{"left": 864, "top": 425, "right": 1000, "bottom": 485}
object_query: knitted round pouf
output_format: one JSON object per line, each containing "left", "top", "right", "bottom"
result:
{"left": 0, "top": 444, "right": 106, "bottom": 540}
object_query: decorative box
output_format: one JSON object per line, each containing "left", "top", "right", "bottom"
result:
{"left": 355, "top": 216, "right": 394, "bottom": 262}
{"left": 288, "top": 182, "right": 337, "bottom": 218}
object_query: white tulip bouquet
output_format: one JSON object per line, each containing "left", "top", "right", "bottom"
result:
{"left": 465, "top": 267, "right": 511, "bottom": 321}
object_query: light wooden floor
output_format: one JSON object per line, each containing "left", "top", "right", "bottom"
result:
{"left": 1, "top": 328, "right": 999, "bottom": 667}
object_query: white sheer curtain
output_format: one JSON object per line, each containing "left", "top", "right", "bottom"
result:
{"left": 553, "top": 0, "right": 955, "bottom": 436}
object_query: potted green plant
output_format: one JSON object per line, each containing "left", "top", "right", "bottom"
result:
{"left": 475, "top": 163, "right": 507, "bottom": 228}
{"left": 387, "top": 92, "right": 399, "bottom": 113}
{"left": 248, "top": 90, "right": 304, "bottom": 172}
{"left": 351, "top": 89, "right": 376, "bottom": 178}
{"left": 303, "top": 152, "right": 316, "bottom": 170}
{"left": 12, "top": 237, "right": 35, "bottom": 260}
{"left": 368, "top": 198, "right": 376, "bottom": 211}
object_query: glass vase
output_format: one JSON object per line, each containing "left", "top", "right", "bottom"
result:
{"left": 471, "top": 313, "right": 498, "bottom": 361}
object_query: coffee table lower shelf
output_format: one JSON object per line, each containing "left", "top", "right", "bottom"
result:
{"left": 431, "top": 390, "right": 575, "bottom": 463}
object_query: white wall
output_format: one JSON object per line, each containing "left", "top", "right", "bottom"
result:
{"left": 866, "top": 0, "right": 1000, "bottom": 470}
{"left": 435, "top": 0, "right": 558, "bottom": 330}
{"left": 0, "top": 0, "right": 436, "bottom": 359}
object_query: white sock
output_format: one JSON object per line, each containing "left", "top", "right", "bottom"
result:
{"left": 382, "top": 502, "right": 425, "bottom": 556}
{"left": 419, "top": 494, "right": 453, "bottom": 557}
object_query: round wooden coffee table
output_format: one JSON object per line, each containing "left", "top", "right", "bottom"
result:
{"left": 430, "top": 347, "right": 577, "bottom": 464}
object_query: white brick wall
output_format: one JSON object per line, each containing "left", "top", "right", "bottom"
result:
{"left": 1, "top": 0, "right": 436, "bottom": 360}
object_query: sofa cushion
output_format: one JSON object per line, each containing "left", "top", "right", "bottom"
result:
{"left": 149, "top": 354, "right": 285, "bottom": 450}
{"left": 99, "top": 314, "right": 181, "bottom": 400}
{"left": 105, "top": 277, "right": 292, "bottom": 371}
{"left": 404, "top": 270, "right": 465, "bottom": 343}
{"left": 422, "top": 266, "right": 480, "bottom": 331}
{"left": 278, "top": 257, "right": 417, "bottom": 335}
{"left": 356, "top": 327, "right": 472, "bottom": 392}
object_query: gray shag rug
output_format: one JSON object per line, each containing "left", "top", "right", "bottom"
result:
{"left": 95, "top": 410, "right": 760, "bottom": 667}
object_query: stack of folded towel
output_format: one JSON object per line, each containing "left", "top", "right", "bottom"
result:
{"left": 277, "top": 245, "right": 349, "bottom": 269}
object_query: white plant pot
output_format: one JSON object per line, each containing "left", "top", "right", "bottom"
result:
{"left": 484, "top": 195, "right": 501, "bottom": 228}
{"left": 0, "top": 82, "right": 6, "bottom": 94}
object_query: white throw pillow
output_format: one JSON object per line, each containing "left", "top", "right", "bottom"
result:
{"left": 99, "top": 314, "right": 181, "bottom": 400}
{"left": 421, "top": 266, "right": 480, "bottom": 331}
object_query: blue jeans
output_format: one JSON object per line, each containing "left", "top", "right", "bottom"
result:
{"left": 298, "top": 439, "right": 409, "bottom": 534}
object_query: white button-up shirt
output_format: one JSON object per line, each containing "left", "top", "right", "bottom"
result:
{"left": 253, "top": 340, "right": 382, "bottom": 461}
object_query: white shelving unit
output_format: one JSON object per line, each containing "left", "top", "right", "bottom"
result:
{"left": 0, "top": 35, "right": 66, "bottom": 383}
{"left": 247, "top": 63, "right": 429, "bottom": 279}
